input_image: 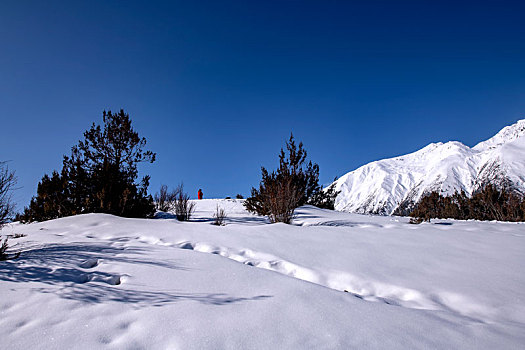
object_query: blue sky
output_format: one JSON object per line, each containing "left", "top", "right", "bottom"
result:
{"left": 1, "top": 0, "right": 524, "bottom": 209}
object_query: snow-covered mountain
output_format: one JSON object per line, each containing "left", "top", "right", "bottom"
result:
{"left": 334, "top": 119, "right": 525, "bottom": 215}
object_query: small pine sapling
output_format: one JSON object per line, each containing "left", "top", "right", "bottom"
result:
{"left": 0, "top": 237, "right": 20, "bottom": 261}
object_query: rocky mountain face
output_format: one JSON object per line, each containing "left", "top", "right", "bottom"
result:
{"left": 334, "top": 119, "right": 525, "bottom": 215}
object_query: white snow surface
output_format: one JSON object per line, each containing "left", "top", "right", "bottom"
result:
{"left": 1, "top": 199, "right": 524, "bottom": 349}
{"left": 334, "top": 119, "right": 525, "bottom": 215}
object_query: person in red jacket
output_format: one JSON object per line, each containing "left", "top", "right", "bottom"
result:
{"left": 198, "top": 189, "right": 203, "bottom": 200}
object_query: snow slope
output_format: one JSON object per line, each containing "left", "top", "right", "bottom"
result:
{"left": 1, "top": 199, "right": 524, "bottom": 349}
{"left": 334, "top": 119, "right": 525, "bottom": 215}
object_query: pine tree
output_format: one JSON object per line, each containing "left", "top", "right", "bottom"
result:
{"left": 20, "top": 110, "right": 156, "bottom": 222}
{"left": 245, "top": 134, "right": 337, "bottom": 223}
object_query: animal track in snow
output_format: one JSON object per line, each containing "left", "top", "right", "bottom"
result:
{"left": 79, "top": 258, "right": 99, "bottom": 269}
{"left": 76, "top": 272, "right": 122, "bottom": 285}
{"left": 138, "top": 235, "right": 173, "bottom": 246}
{"left": 106, "top": 275, "right": 122, "bottom": 285}
{"left": 177, "top": 241, "right": 319, "bottom": 284}
{"left": 301, "top": 220, "right": 383, "bottom": 228}
{"left": 176, "top": 240, "right": 490, "bottom": 322}
{"left": 77, "top": 274, "right": 91, "bottom": 283}
{"left": 76, "top": 258, "right": 122, "bottom": 285}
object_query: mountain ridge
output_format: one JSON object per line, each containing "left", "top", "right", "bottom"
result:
{"left": 333, "top": 119, "right": 525, "bottom": 215}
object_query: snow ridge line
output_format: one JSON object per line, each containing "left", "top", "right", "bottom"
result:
{"left": 175, "top": 240, "right": 491, "bottom": 323}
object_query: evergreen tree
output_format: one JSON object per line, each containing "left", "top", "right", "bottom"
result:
{"left": 21, "top": 171, "right": 70, "bottom": 222}
{"left": 309, "top": 181, "right": 340, "bottom": 210}
{"left": 20, "top": 110, "right": 156, "bottom": 222}
{"left": 245, "top": 134, "right": 338, "bottom": 223}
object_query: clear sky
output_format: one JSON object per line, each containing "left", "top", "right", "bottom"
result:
{"left": 1, "top": 0, "right": 524, "bottom": 209}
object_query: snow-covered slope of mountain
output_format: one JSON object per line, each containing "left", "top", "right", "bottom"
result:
{"left": 334, "top": 119, "right": 525, "bottom": 215}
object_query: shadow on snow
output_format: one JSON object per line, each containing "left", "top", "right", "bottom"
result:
{"left": 0, "top": 242, "right": 272, "bottom": 307}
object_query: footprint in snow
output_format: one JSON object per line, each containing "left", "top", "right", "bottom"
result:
{"left": 179, "top": 242, "right": 195, "bottom": 250}
{"left": 77, "top": 273, "right": 122, "bottom": 285}
{"left": 106, "top": 275, "right": 121, "bottom": 285}
{"left": 77, "top": 274, "right": 91, "bottom": 283}
{"left": 79, "top": 258, "right": 99, "bottom": 269}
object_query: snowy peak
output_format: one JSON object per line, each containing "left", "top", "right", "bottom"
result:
{"left": 334, "top": 119, "right": 525, "bottom": 215}
{"left": 473, "top": 119, "right": 525, "bottom": 151}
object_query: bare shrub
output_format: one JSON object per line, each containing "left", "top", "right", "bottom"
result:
{"left": 262, "top": 173, "right": 301, "bottom": 224}
{"left": 409, "top": 186, "right": 525, "bottom": 222}
{"left": 213, "top": 205, "right": 227, "bottom": 226}
{"left": 154, "top": 184, "right": 179, "bottom": 212}
{"left": 173, "top": 183, "right": 195, "bottom": 221}
{"left": 0, "top": 162, "right": 19, "bottom": 260}
{"left": 0, "top": 161, "right": 17, "bottom": 228}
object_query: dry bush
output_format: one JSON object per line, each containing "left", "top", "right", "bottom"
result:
{"left": 213, "top": 205, "right": 227, "bottom": 226}
{"left": 263, "top": 174, "right": 301, "bottom": 224}
{"left": 409, "top": 185, "right": 525, "bottom": 222}
{"left": 173, "top": 183, "right": 195, "bottom": 221}
{"left": 0, "top": 162, "right": 20, "bottom": 261}
{"left": 0, "top": 162, "right": 16, "bottom": 228}
{"left": 154, "top": 184, "right": 179, "bottom": 212}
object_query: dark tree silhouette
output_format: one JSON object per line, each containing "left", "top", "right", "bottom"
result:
{"left": 19, "top": 110, "right": 156, "bottom": 222}
{"left": 410, "top": 185, "right": 525, "bottom": 222}
{"left": 245, "top": 134, "right": 338, "bottom": 223}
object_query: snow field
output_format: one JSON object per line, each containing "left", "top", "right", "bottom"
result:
{"left": 1, "top": 199, "right": 524, "bottom": 349}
